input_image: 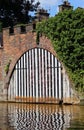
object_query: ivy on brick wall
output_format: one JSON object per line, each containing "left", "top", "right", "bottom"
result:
{"left": 36, "top": 31, "right": 40, "bottom": 44}
{"left": 5, "top": 60, "right": 11, "bottom": 74}
{"left": 36, "top": 8, "right": 84, "bottom": 91}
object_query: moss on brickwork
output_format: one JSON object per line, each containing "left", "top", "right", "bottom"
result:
{"left": 4, "top": 60, "right": 11, "bottom": 74}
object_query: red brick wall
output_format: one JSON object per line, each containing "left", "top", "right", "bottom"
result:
{"left": 0, "top": 49, "right": 3, "bottom": 80}
{"left": 0, "top": 25, "right": 57, "bottom": 90}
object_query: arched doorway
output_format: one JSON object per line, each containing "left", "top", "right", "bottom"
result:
{"left": 8, "top": 48, "right": 65, "bottom": 103}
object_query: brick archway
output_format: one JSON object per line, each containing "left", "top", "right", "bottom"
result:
{"left": 1, "top": 28, "right": 79, "bottom": 104}
{"left": 4, "top": 33, "right": 57, "bottom": 88}
{"left": 8, "top": 47, "right": 63, "bottom": 103}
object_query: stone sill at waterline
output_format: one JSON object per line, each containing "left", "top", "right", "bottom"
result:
{"left": 0, "top": 96, "right": 80, "bottom": 105}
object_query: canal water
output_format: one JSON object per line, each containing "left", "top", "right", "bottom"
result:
{"left": 0, "top": 103, "right": 84, "bottom": 130}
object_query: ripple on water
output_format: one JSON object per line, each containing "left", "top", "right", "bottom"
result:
{"left": 0, "top": 103, "right": 84, "bottom": 130}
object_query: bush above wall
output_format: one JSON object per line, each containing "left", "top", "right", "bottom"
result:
{"left": 36, "top": 8, "right": 84, "bottom": 91}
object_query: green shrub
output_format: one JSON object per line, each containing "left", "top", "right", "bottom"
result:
{"left": 36, "top": 8, "right": 84, "bottom": 91}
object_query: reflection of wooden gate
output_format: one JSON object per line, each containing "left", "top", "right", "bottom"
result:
{"left": 8, "top": 48, "right": 63, "bottom": 103}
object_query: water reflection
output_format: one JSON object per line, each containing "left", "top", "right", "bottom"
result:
{"left": 0, "top": 103, "right": 84, "bottom": 130}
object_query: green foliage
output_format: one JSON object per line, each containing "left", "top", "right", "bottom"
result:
{"left": 5, "top": 60, "right": 11, "bottom": 74}
{"left": 36, "top": 8, "right": 84, "bottom": 91}
{"left": 0, "top": 0, "right": 40, "bottom": 27}
{"left": 36, "top": 31, "right": 40, "bottom": 44}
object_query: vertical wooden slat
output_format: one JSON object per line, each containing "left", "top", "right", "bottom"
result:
{"left": 48, "top": 52, "right": 51, "bottom": 98}
{"left": 17, "top": 61, "right": 19, "bottom": 98}
{"left": 24, "top": 53, "right": 26, "bottom": 98}
{"left": 52, "top": 54, "right": 54, "bottom": 98}
{"left": 34, "top": 49, "right": 36, "bottom": 98}
{"left": 28, "top": 51, "right": 30, "bottom": 99}
{"left": 55, "top": 58, "right": 57, "bottom": 98}
{"left": 15, "top": 64, "right": 18, "bottom": 98}
{"left": 23, "top": 54, "right": 25, "bottom": 97}
{"left": 26, "top": 51, "right": 29, "bottom": 97}
{"left": 44, "top": 49, "right": 46, "bottom": 99}
{"left": 39, "top": 48, "right": 41, "bottom": 99}
{"left": 21, "top": 57, "right": 23, "bottom": 97}
{"left": 50, "top": 53, "right": 52, "bottom": 98}
{"left": 25, "top": 52, "right": 27, "bottom": 99}
{"left": 47, "top": 51, "right": 49, "bottom": 98}
{"left": 37, "top": 48, "right": 39, "bottom": 99}
{"left": 19, "top": 59, "right": 21, "bottom": 97}
{"left": 59, "top": 62, "right": 61, "bottom": 99}
{"left": 40, "top": 49, "right": 43, "bottom": 98}
{"left": 32, "top": 49, "right": 35, "bottom": 98}
{"left": 45, "top": 50, "right": 48, "bottom": 98}
{"left": 61, "top": 71, "right": 63, "bottom": 99}
{"left": 13, "top": 68, "right": 16, "bottom": 99}
{"left": 53, "top": 56, "right": 56, "bottom": 98}
{"left": 42, "top": 49, "right": 44, "bottom": 98}
{"left": 30, "top": 50, "right": 33, "bottom": 99}
{"left": 57, "top": 60, "right": 59, "bottom": 99}
{"left": 35, "top": 48, "right": 38, "bottom": 99}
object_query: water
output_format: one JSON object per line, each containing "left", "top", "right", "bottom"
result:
{"left": 0, "top": 103, "right": 84, "bottom": 130}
